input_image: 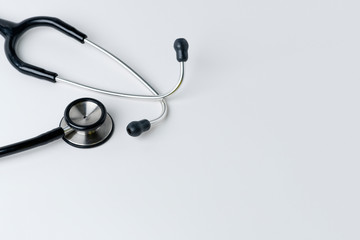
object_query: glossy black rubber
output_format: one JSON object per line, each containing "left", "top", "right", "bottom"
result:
{"left": 126, "top": 119, "right": 151, "bottom": 137}
{"left": 0, "top": 16, "right": 87, "bottom": 82}
{"left": 174, "top": 38, "right": 189, "bottom": 62}
{"left": 0, "top": 127, "right": 64, "bottom": 158}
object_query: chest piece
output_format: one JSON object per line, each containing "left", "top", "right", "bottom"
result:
{"left": 60, "top": 98, "right": 114, "bottom": 148}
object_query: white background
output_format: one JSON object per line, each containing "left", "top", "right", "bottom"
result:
{"left": 0, "top": 0, "right": 360, "bottom": 239}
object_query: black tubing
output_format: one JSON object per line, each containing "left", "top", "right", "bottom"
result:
{"left": 0, "top": 127, "right": 64, "bottom": 158}
{"left": 0, "top": 16, "right": 87, "bottom": 82}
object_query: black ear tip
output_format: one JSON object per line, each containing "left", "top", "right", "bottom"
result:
{"left": 174, "top": 38, "right": 189, "bottom": 50}
{"left": 126, "top": 119, "right": 151, "bottom": 137}
{"left": 174, "top": 38, "right": 189, "bottom": 62}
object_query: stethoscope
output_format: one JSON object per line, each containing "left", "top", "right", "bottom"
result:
{"left": 0, "top": 16, "right": 189, "bottom": 157}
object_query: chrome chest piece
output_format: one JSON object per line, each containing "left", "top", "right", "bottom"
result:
{"left": 60, "top": 98, "right": 114, "bottom": 148}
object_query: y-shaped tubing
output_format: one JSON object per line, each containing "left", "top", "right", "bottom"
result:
{"left": 0, "top": 16, "right": 189, "bottom": 132}
{"left": 56, "top": 39, "right": 186, "bottom": 125}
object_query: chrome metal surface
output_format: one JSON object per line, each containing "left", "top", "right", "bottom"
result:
{"left": 60, "top": 113, "right": 114, "bottom": 148}
{"left": 68, "top": 101, "right": 103, "bottom": 127}
{"left": 62, "top": 125, "right": 73, "bottom": 135}
{"left": 56, "top": 60, "right": 185, "bottom": 100}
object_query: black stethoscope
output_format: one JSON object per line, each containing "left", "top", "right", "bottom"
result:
{"left": 0, "top": 16, "right": 189, "bottom": 158}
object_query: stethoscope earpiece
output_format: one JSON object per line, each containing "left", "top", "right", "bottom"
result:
{"left": 126, "top": 119, "right": 151, "bottom": 137}
{"left": 174, "top": 38, "right": 189, "bottom": 62}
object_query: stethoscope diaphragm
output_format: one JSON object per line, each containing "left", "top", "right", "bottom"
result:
{"left": 60, "top": 98, "right": 114, "bottom": 148}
